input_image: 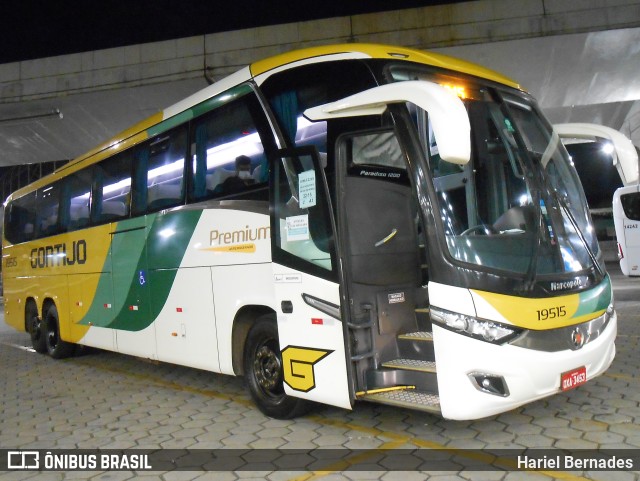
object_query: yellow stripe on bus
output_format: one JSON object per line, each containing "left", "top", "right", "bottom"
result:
{"left": 250, "top": 43, "right": 520, "bottom": 89}
{"left": 472, "top": 289, "right": 598, "bottom": 330}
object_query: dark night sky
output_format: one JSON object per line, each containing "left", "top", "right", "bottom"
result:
{"left": 0, "top": 0, "right": 470, "bottom": 64}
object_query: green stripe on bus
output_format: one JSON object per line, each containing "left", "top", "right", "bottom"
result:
{"left": 78, "top": 210, "right": 202, "bottom": 331}
{"left": 148, "top": 84, "right": 254, "bottom": 138}
{"left": 573, "top": 276, "right": 612, "bottom": 319}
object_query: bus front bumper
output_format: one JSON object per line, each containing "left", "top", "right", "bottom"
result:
{"left": 433, "top": 312, "right": 617, "bottom": 421}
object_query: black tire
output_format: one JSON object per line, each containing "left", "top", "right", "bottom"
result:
{"left": 44, "top": 305, "right": 74, "bottom": 359}
{"left": 244, "top": 315, "right": 310, "bottom": 419}
{"left": 27, "top": 302, "right": 47, "bottom": 354}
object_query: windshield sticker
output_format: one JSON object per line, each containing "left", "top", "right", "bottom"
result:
{"left": 298, "top": 170, "right": 316, "bottom": 209}
{"left": 286, "top": 214, "right": 310, "bottom": 242}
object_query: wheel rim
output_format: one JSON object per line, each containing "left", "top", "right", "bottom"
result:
{"left": 253, "top": 339, "right": 284, "bottom": 399}
{"left": 47, "top": 317, "right": 58, "bottom": 350}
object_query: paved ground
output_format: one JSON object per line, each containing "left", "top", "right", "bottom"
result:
{"left": 0, "top": 263, "right": 638, "bottom": 481}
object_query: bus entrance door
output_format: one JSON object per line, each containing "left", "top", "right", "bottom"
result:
{"left": 337, "top": 130, "right": 440, "bottom": 412}
{"left": 270, "top": 147, "right": 351, "bottom": 409}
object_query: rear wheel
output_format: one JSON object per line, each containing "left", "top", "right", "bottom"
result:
{"left": 244, "top": 315, "right": 309, "bottom": 419}
{"left": 27, "top": 301, "right": 47, "bottom": 354}
{"left": 44, "top": 305, "right": 74, "bottom": 359}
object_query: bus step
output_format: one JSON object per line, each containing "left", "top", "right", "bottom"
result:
{"left": 412, "top": 311, "right": 432, "bottom": 332}
{"left": 398, "top": 331, "right": 433, "bottom": 342}
{"left": 382, "top": 359, "right": 436, "bottom": 373}
{"left": 361, "top": 388, "right": 440, "bottom": 413}
{"left": 398, "top": 331, "right": 434, "bottom": 359}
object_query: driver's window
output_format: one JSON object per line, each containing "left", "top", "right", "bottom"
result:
{"left": 273, "top": 150, "right": 335, "bottom": 275}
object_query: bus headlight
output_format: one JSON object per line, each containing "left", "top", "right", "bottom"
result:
{"left": 430, "top": 307, "right": 522, "bottom": 344}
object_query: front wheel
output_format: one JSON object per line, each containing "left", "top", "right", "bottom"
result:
{"left": 44, "top": 305, "right": 75, "bottom": 359}
{"left": 243, "top": 315, "right": 309, "bottom": 419}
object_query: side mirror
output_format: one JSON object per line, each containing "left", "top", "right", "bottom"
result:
{"left": 305, "top": 81, "right": 471, "bottom": 165}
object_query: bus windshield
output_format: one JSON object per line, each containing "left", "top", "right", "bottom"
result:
{"left": 391, "top": 67, "right": 600, "bottom": 278}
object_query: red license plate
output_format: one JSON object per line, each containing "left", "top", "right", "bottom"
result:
{"left": 561, "top": 366, "right": 587, "bottom": 391}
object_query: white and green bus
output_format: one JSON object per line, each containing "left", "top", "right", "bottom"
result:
{"left": 3, "top": 44, "right": 617, "bottom": 420}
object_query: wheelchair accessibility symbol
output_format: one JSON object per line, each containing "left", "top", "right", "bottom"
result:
{"left": 139, "top": 270, "right": 146, "bottom": 286}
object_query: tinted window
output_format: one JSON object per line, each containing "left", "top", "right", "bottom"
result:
{"left": 94, "top": 150, "right": 133, "bottom": 223}
{"left": 67, "top": 169, "right": 93, "bottom": 230}
{"left": 190, "top": 94, "right": 270, "bottom": 202}
{"left": 135, "top": 126, "right": 187, "bottom": 214}
{"left": 621, "top": 192, "right": 640, "bottom": 221}
{"left": 36, "top": 182, "right": 64, "bottom": 237}
{"left": 273, "top": 149, "right": 336, "bottom": 278}
{"left": 261, "top": 60, "right": 377, "bottom": 152}
{"left": 5, "top": 192, "right": 36, "bottom": 244}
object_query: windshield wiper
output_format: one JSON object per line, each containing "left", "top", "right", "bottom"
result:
{"left": 554, "top": 192, "right": 605, "bottom": 278}
{"left": 522, "top": 194, "right": 542, "bottom": 292}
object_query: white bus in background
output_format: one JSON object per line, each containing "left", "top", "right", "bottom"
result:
{"left": 614, "top": 184, "right": 640, "bottom": 276}
{"left": 556, "top": 124, "right": 640, "bottom": 277}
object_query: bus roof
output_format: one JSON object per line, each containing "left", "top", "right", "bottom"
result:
{"left": 8, "top": 43, "right": 520, "bottom": 201}
{"left": 250, "top": 43, "right": 520, "bottom": 89}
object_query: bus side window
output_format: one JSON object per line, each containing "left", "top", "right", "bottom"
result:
{"left": 67, "top": 169, "right": 92, "bottom": 230}
{"left": 261, "top": 60, "right": 375, "bottom": 152}
{"left": 93, "top": 150, "right": 133, "bottom": 224}
{"left": 35, "top": 182, "right": 64, "bottom": 238}
{"left": 273, "top": 151, "right": 334, "bottom": 273}
{"left": 190, "top": 94, "right": 269, "bottom": 202}
{"left": 5, "top": 191, "right": 37, "bottom": 244}
{"left": 135, "top": 125, "right": 187, "bottom": 215}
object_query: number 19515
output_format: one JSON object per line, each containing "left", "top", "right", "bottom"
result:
{"left": 536, "top": 306, "right": 567, "bottom": 321}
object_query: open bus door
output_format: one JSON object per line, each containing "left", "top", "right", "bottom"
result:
{"left": 269, "top": 146, "right": 352, "bottom": 411}
{"left": 300, "top": 81, "right": 471, "bottom": 413}
{"left": 251, "top": 82, "right": 471, "bottom": 418}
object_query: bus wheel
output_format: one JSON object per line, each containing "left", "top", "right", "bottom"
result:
{"left": 27, "top": 302, "right": 47, "bottom": 354}
{"left": 244, "top": 315, "right": 309, "bottom": 419}
{"left": 44, "top": 305, "right": 74, "bottom": 359}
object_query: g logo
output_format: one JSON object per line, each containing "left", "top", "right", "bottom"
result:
{"left": 281, "top": 346, "right": 332, "bottom": 392}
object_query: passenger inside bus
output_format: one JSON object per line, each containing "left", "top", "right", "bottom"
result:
{"left": 221, "top": 155, "right": 256, "bottom": 193}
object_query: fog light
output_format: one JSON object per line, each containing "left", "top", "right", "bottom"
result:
{"left": 469, "top": 373, "right": 510, "bottom": 397}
